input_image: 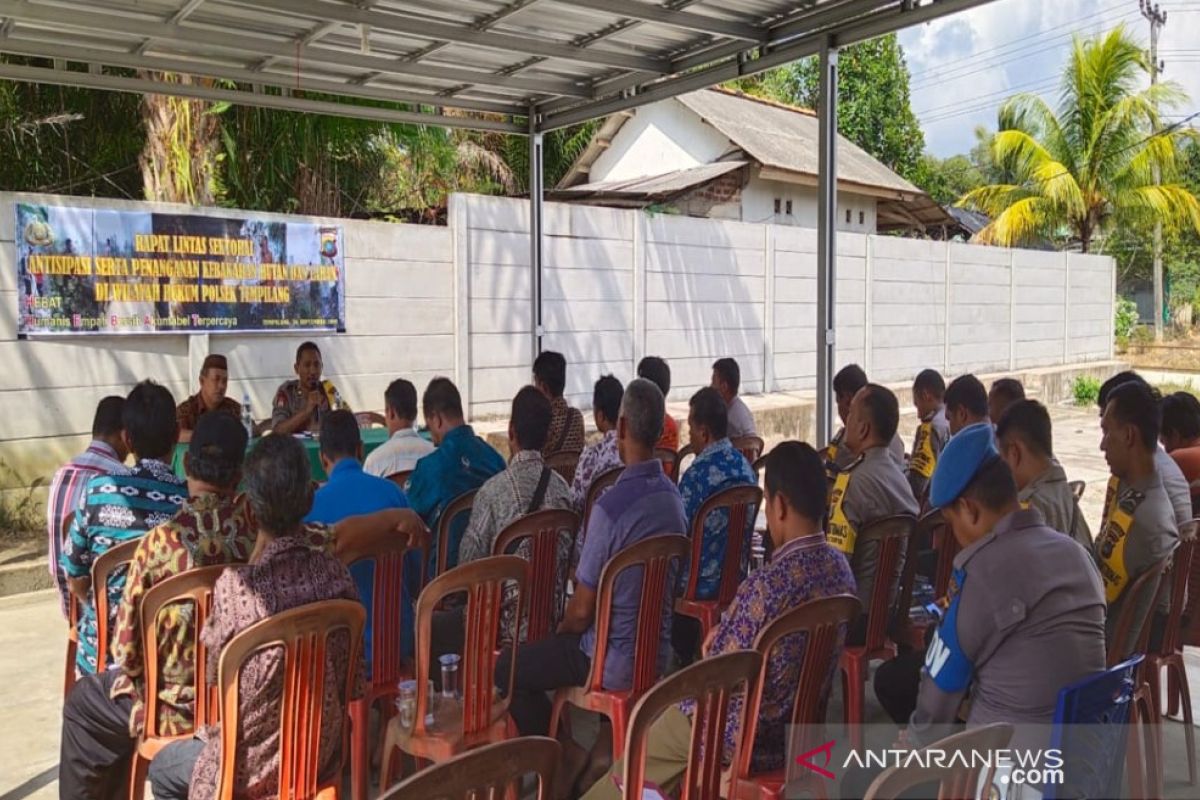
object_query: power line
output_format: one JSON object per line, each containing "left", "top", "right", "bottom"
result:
{"left": 915, "top": 74, "right": 1061, "bottom": 118}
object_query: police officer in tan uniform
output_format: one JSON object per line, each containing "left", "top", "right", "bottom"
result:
{"left": 907, "top": 369, "right": 951, "bottom": 503}
{"left": 906, "top": 423, "right": 1107, "bottom": 758}
{"left": 1096, "top": 381, "right": 1178, "bottom": 655}
{"left": 830, "top": 384, "right": 919, "bottom": 643}
{"left": 996, "top": 399, "right": 1091, "bottom": 546}
{"left": 825, "top": 364, "right": 904, "bottom": 474}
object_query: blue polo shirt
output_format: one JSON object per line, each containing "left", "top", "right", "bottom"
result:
{"left": 406, "top": 423, "right": 506, "bottom": 576}
{"left": 305, "top": 458, "right": 410, "bottom": 668}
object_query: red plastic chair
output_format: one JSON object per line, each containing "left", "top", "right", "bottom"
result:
{"left": 92, "top": 538, "right": 141, "bottom": 674}
{"left": 622, "top": 651, "right": 762, "bottom": 800}
{"left": 129, "top": 566, "right": 225, "bottom": 800}
{"left": 379, "top": 555, "right": 529, "bottom": 789}
{"left": 581, "top": 465, "right": 623, "bottom": 539}
{"left": 433, "top": 489, "right": 478, "bottom": 582}
{"left": 545, "top": 448, "right": 582, "bottom": 485}
{"left": 347, "top": 545, "right": 423, "bottom": 800}
{"left": 1106, "top": 557, "right": 1170, "bottom": 667}
{"left": 731, "top": 435, "right": 765, "bottom": 465}
{"left": 214, "top": 599, "right": 365, "bottom": 800}
{"left": 839, "top": 514, "right": 915, "bottom": 749}
{"left": 675, "top": 443, "right": 696, "bottom": 484}
{"left": 654, "top": 447, "right": 680, "bottom": 482}
{"left": 379, "top": 736, "right": 561, "bottom": 799}
{"left": 1146, "top": 537, "right": 1197, "bottom": 786}
{"left": 862, "top": 724, "right": 1014, "bottom": 799}
{"left": 493, "top": 509, "right": 580, "bottom": 644}
{"left": 930, "top": 514, "right": 959, "bottom": 600}
{"left": 64, "top": 594, "right": 80, "bottom": 698}
{"left": 675, "top": 485, "right": 764, "bottom": 649}
{"left": 733, "top": 595, "right": 862, "bottom": 800}
{"left": 548, "top": 533, "right": 690, "bottom": 761}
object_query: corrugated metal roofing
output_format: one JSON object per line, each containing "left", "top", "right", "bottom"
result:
{"left": 0, "top": 0, "right": 998, "bottom": 132}
{"left": 554, "top": 160, "right": 747, "bottom": 197}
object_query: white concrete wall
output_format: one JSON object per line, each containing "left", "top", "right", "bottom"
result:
{"left": 742, "top": 176, "right": 877, "bottom": 233}
{"left": 0, "top": 192, "right": 455, "bottom": 488}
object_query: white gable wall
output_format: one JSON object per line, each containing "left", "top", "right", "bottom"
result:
{"left": 588, "top": 99, "right": 734, "bottom": 183}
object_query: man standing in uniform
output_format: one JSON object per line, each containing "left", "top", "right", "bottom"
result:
{"left": 996, "top": 400, "right": 1091, "bottom": 546}
{"left": 906, "top": 423, "right": 1106, "bottom": 753}
{"left": 825, "top": 364, "right": 904, "bottom": 473}
{"left": 1096, "top": 381, "right": 1179, "bottom": 655}
{"left": 944, "top": 374, "right": 989, "bottom": 436}
{"left": 907, "top": 369, "right": 950, "bottom": 503}
{"left": 829, "top": 384, "right": 918, "bottom": 643}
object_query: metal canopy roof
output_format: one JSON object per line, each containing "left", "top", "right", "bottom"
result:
{"left": 0, "top": 0, "right": 994, "bottom": 134}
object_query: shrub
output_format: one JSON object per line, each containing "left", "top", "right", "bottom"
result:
{"left": 1114, "top": 297, "right": 1139, "bottom": 350}
{"left": 1072, "top": 375, "right": 1101, "bottom": 408}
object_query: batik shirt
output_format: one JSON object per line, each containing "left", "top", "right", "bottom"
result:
{"left": 188, "top": 528, "right": 363, "bottom": 800}
{"left": 60, "top": 459, "right": 186, "bottom": 674}
{"left": 46, "top": 440, "right": 126, "bottom": 617}
{"left": 543, "top": 396, "right": 585, "bottom": 458}
{"left": 682, "top": 533, "right": 856, "bottom": 772}
{"left": 109, "top": 493, "right": 255, "bottom": 737}
{"left": 678, "top": 438, "right": 758, "bottom": 599}
{"left": 176, "top": 393, "right": 242, "bottom": 433}
{"left": 570, "top": 430, "right": 622, "bottom": 513}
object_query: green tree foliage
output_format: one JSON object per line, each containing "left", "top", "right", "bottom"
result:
{"left": 960, "top": 26, "right": 1200, "bottom": 253}
{"left": 732, "top": 35, "right": 925, "bottom": 183}
{"left": 914, "top": 154, "right": 986, "bottom": 206}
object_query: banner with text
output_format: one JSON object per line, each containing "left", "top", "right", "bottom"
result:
{"left": 16, "top": 202, "right": 345, "bottom": 335}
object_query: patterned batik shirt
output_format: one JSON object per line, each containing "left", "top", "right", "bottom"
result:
{"left": 570, "top": 430, "right": 622, "bottom": 513}
{"left": 60, "top": 459, "right": 187, "bottom": 674}
{"left": 543, "top": 396, "right": 586, "bottom": 458}
{"left": 188, "top": 528, "right": 364, "bottom": 800}
{"left": 458, "top": 450, "right": 574, "bottom": 643}
{"left": 678, "top": 438, "right": 758, "bottom": 599}
{"left": 175, "top": 393, "right": 242, "bottom": 433}
{"left": 109, "top": 493, "right": 256, "bottom": 737}
{"left": 46, "top": 440, "right": 126, "bottom": 617}
{"left": 682, "top": 533, "right": 856, "bottom": 772}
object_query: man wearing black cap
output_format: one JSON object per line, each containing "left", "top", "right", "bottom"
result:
{"left": 905, "top": 423, "right": 1105, "bottom": 751}
{"left": 176, "top": 353, "right": 242, "bottom": 443}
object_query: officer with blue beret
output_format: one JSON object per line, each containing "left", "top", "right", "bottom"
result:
{"left": 901, "top": 423, "right": 1106, "bottom": 750}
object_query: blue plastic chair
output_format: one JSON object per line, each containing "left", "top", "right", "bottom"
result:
{"left": 1043, "top": 655, "right": 1143, "bottom": 800}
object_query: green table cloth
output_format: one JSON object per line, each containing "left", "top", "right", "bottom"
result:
{"left": 172, "top": 427, "right": 401, "bottom": 481}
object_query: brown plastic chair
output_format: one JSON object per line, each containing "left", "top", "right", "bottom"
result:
{"left": 214, "top": 598, "right": 365, "bottom": 800}
{"left": 862, "top": 723, "right": 1014, "bottom": 799}
{"left": 750, "top": 455, "right": 767, "bottom": 479}
{"left": 675, "top": 485, "right": 764, "bottom": 649}
{"left": 675, "top": 443, "right": 696, "bottom": 484}
{"left": 622, "top": 651, "right": 763, "bottom": 800}
{"left": 931, "top": 514, "right": 959, "bottom": 600}
{"left": 890, "top": 508, "right": 941, "bottom": 650}
{"left": 493, "top": 509, "right": 580, "bottom": 643}
{"left": 1069, "top": 479, "right": 1086, "bottom": 501}
{"left": 732, "top": 435, "right": 765, "bottom": 465}
{"left": 581, "top": 465, "right": 623, "bottom": 543}
{"left": 1106, "top": 557, "right": 1171, "bottom": 667}
{"left": 129, "top": 565, "right": 225, "bottom": 800}
{"left": 1129, "top": 679, "right": 1164, "bottom": 800}
{"left": 386, "top": 470, "right": 413, "bottom": 491}
{"left": 654, "top": 447, "right": 680, "bottom": 481}
{"left": 1145, "top": 538, "right": 1197, "bottom": 786}
{"left": 545, "top": 448, "right": 582, "bottom": 485}
{"left": 380, "top": 555, "right": 529, "bottom": 789}
{"left": 839, "top": 514, "right": 916, "bottom": 749}
{"left": 433, "top": 488, "right": 478, "bottom": 582}
{"left": 92, "top": 538, "right": 142, "bottom": 673}
{"left": 733, "top": 595, "right": 862, "bottom": 800}
{"left": 548, "top": 533, "right": 690, "bottom": 761}
{"left": 348, "top": 537, "right": 425, "bottom": 800}
{"left": 379, "top": 736, "right": 561, "bottom": 799}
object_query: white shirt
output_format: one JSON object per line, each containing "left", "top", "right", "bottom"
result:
{"left": 363, "top": 427, "right": 436, "bottom": 479}
{"left": 726, "top": 395, "right": 757, "bottom": 439}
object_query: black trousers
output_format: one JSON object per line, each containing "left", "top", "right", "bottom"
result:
{"left": 147, "top": 737, "right": 204, "bottom": 800}
{"left": 495, "top": 633, "right": 591, "bottom": 736}
{"left": 874, "top": 648, "right": 927, "bottom": 725}
{"left": 59, "top": 668, "right": 135, "bottom": 800}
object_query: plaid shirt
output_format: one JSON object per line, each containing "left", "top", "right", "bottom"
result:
{"left": 60, "top": 459, "right": 186, "bottom": 674}
{"left": 46, "top": 440, "right": 126, "bottom": 616}
{"left": 109, "top": 493, "right": 255, "bottom": 737}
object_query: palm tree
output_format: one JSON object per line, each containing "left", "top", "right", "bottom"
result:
{"left": 960, "top": 26, "right": 1200, "bottom": 253}
{"left": 139, "top": 73, "right": 223, "bottom": 206}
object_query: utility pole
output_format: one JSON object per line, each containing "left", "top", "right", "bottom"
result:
{"left": 1141, "top": 0, "right": 1167, "bottom": 340}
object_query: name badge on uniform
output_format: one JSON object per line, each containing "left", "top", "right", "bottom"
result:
{"left": 827, "top": 469, "right": 857, "bottom": 555}
{"left": 910, "top": 422, "right": 937, "bottom": 480}
{"left": 924, "top": 567, "right": 973, "bottom": 693}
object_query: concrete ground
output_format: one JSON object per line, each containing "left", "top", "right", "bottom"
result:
{"left": 2, "top": 403, "right": 1197, "bottom": 799}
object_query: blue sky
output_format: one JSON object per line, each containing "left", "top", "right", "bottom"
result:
{"left": 897, "top": 0, "right": 1200, "bottom": 157}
